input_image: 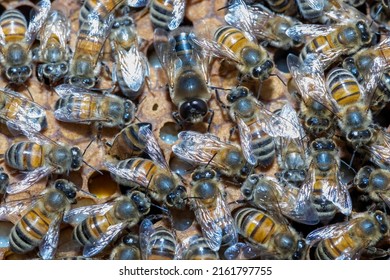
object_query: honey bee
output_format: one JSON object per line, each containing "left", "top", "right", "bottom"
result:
{"left": 343, "top": 37, "right": 390, "bottom": 113}
{"left": 154, "top": 27, "right": 213, "bottom": 126}
{"left": 67, "top": 11, "right": 112, "bottom": 89}
{"left": 139, "top": 216, "right": 178, "bottom": 260}
{"left": 33, "top": 2, "right": 71, "bottom": 85}
{"left": 189, "top": 167, "right": 237, "bottom": 251}
{"left": 109, "top": 15, "right": 150, "bottom": 100}
{"left": 306, "top": 210, "right": 389, "bottom": 259}
{"left": 105, "top": 124, "right": 188, "bottom": 209}
{"left": 226, "top": 207, "right": 307, "bottom": 260}
{"left": 217, "top": 86, "right": 303, "bottom": 167}
{"left": 296, "top": 138, "right": 352, "bottom": 224}
{"left": 191, "top": 23, "right": 274, "bottom": 81}
{"left": 64, "top": 190, "right": 151, "bottom": 257}
{"left": 178, "top": 235, "right": 220, "bottom": 260}
{"left": 262, "top": 0, "right": 297, "bottom": 15}
{"left": 286, "top": 19, "right": 373, "bottom": 69}
{"left": 3, "top": 122, "right": 83, "bottom": 195}
{"left": 360, "top": 128, "right": 390, "bottom": 170}
{"left": 241, "top": 174, "right": 319, "bottom": 225}
{"left": 109, "top": 233, "right": 141, "bottom": 260}
{"left": 225, "top": 0, "right": 302, "bottom": 50}
{"left": 354, "top": 166, "right": 390, "bottom": 208}
{"left": 172, "top": 131, "right": 252, "bottom": 180}
{"left": 107, "top": 122, "right": 152, "bottom": 160}
{"left": 0, "top": 167, "right": 9, "bottom": 195}
{"left": 0, "top": 0, "right": 51, "bottom": 85}
{"left": 4, "top": 179, "right": 77, "bottom": 259}
{"left": 54, "top": 84, "right": 136, "bottom": 129}
{"left": 0, "top": 87, "right": 47, "bottom": 133}
{"left": 149, "top": 0, "right": 186, "bottom": 31}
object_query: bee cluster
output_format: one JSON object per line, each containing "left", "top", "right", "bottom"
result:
{"left": 0, "top": 0, "right": 389, "bottom": 260}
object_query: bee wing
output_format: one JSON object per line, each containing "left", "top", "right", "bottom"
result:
{"left": 364, "top": 143, "right": 390, "bottom": 171}
{"left": 295, "top": 166, "right": 315, "bottom": 213}
{"left": 166, "top": 0, "right": 186, "bottom": 30}
{"left": 127, "top": 0, "right": 149, "bottom": 7}
{"left": 236, "top": 116, "right": 256, "bottom": 165}
{"left": 25, "top": 0, "right": 51, "bottom": 46}
{"left": 0, "top": 198, "right": 39, "bottom": 221}
{"left": 83, "top": 222, "right": 127, "bottom": 257}
{"left": 139, "top": 218, "right": 155, "bottom": 259}
{"left": 177, "top": 234, "right": 200, "bottom": 260}
{"left": 286, "top": 24, "right": 337, "bottom": 42}
{"left": 54, "top": 84, "right": 94, "bottom": 98}
{"left": 322, "top": 169, "right": 352, "bottom": 215}
{"left": 0, "top": 25, "right": 5, "bottom": 47}
{"left": 224, "top": 242, "right": 262, "bottom": 260}
{"left": 6, "top": 166, "right": 54, "bottom": 194}
{"left": 138, "top": 118, "right": 169, "bottom": 170}
{"left": 63, "top": 202, "right": 115, "bottom": 226}
{"left": 361, "top": 57, "right": 385, "bottom": 106}
{"left": 105, "top": 161, "right": 150, "bottom": 187}
{"left": 224, "top": 0, "right": 255, "bottom": 35}
{"left": 305, "top": 0, "right": 325, "bottom": 10}
{"left": 39, "top": 212, "right": 63, "bottom": 260}
{"left": 39, "top": 10, "right": 70, "bottom": 52}
{"left": 306, "top": 220, "right": 357, "bottom": 246}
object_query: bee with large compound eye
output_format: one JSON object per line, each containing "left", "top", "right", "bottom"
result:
{"left": 178, "top": 235, "right": 220, "bottom": 260}
{"left": 3, "top": 122, "right": 83, "bottom": 195}
{"left": 192, "top": 23, "right": 274, "bottom": 81}
{"left": 33, "top": 1, "right": 71, "bottom": 86}
{"left": 54, "top": 84, "right": 136, "bottom": 130}
{"left": 241, "top": 174, "right": 319, "bottom": 225}
{"left": 0, "top": 179, "right": 78, "bottom": 259}
{"left": 216, "top": 86, "right": 303, "bottom": 168}
{"left": 106, "top": 124, "right": 188, "bottom": 210}
{"left": 0, "top": 0, "right": 51, "bottom": 86}
{"left": 306, "top": 210, "right": 389, "bottom": 259}
{"left": 154, "top": 27, "right": 213, "bottom": 127}
{"left": 139, "top": 216, "right": 178, "bottom": 260}
{"left": 172, "top": 131, "right": 252, "bottom": 180}
{"left": 67, "top": 12, "right": 112, "bottom": 89}
{"left": 225, "top": 0, "right": 302, "bottom": 50}
{"left": 107, "top": 122, "right": 152, "bottom": 160}
{"left": 225, "top": 207, "right": 307, "bottom": 260}
{"left": 64, "top": 190, "right": 151, "bottom": 258}
{"left": 109, "top": 15, "right": 150, "bottom": 100}
{"left": 0, "top": 87, "right": 47, "bottom": 133}
{"left": 287, "top": 53, "right": 335, "bottom": 138}
{"left": 286, "top": 19, "right": 373, "bottom": 70}
{"left": 354, "top": 166, "right": 390, "bottom": 209}
{"left": 296, "top": 138, "right": 352, "bottom": 224}
{"left": 149, "top": 0, "right": 186, "bottom": 31}
{"left": 109, "top": 233, "right": 141, "bottom": 260}
{"left": 189, "top": 167, "right": 237, "bottom": 251}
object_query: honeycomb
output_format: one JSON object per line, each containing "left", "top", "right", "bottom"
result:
{"left": 0, "top": 0, "right": 388, "bottom": 260}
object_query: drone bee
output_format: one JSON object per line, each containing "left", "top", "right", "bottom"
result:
{"left": 0, "top": 0, "right": 51, "bottom": 85}
{"left": 33, "top": 2, "right": 71, "bottom": 85}
{"left": 64, "top": 191, "right": 151, "bottom": 257}
{"left": 172, "top": 131, "right": 252, "bottom": 180}
{"left": 154, "top": 27, "right": 213, "bottom": 127}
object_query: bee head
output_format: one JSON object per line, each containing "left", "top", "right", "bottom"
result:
{"left": 179, "top": 98, "right": 208, "bottom": 123}
{"left": 166, "top": 185, "right": 187, "bottom": 209}
{"left": 129, "top": 191, "right": 151, "bottom": 216}
{"left": 54, "top": 179, "right": 77, "bottom": 201}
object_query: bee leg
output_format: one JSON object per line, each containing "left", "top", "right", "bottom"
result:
{"left": 229, "top": 126, "right": 237, "bottom": 141}
{"left": 206, "top": 109, "right": 214, "bottom": 132}
{"left": 172, "top": 112, "right": 184, "bottom": 130}
{"left": 214, "top": 89, "right": 229, "bottom": 109}
{"left": 364, "top": 247, "right": 390, "bottom": 259}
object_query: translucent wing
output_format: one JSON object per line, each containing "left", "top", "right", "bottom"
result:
{"left": 83, "top": 222, "right": 128, "bottom": 257}
{"left": 167, "top": 0, "right": 186, "bottom": 30}
{"left": 277, "top": 103, "right": 306, "bottom": 139}
{"left": 39, "top": 10, "right": 70, "bottom": 52}
{"left": 105, "top": 161, "right": 150, "bottom": 187}
{"left": 63, "top": 202, "right": 115, "bottom": 226}
{"left": 263, "top": 104, "right": 303, "bottom": 139}
{"left": 224, "top": 0, "right": 255, "bottom": 36}
{"left": 306, "top": 0, "right": 325, "bottom": 10}
{"left": 138, "top": 121, "right": 169, "bottom": 170}
{"left": 39, "top": 212, "right": 63, "bottom": 260}
{"left": 286, "top": 24, "right": 337, "bottom": 42}
{"left": 0, "top": 198, "right": 38, "bottom": 221}
{"left": 236, "top": 116, "right": 256, "bottom": 165}
{"left": 139, "top": 218, "right": 155, "bottom": 260}
{"left": 117, "top": 45, "right": 149, "bottom": 92}
{"left": 154, "top": 28, "right": 177, "bottom": 87}
{"left": 25, "top": 0, "right": 51, "bottom": 45}
{"left": 127, "top": 0, "right": 149, "bottom": 7}
{"left": 6, "top": 166, "right": 54, "bottom": 194}
{"left": 0, "top": 24, "right": 5, "bottom": 47}
{"left": 361, "top": 57, "right": 385, "bottom": 106}
{"left": 306, "top": 220, "right": 357, "bottom": 246}
{"left": 54, "top": 84, "right": 97, "bottom": 98}
{"left": 224, "top": 242, "right": 262, "bottom": 260}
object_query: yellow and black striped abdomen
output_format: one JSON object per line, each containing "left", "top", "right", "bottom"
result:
{"left": 265, "top": 0, "right": 296, "bottom": 15}
{"left": 73, "top": 212, "right": 114, "bottom": 246}
{"left": 183, "top": 236, "right": 219, "bottom": 260}
{"left": 0, "top": 10, "right": 27, "bottom": 43}
{"left": 79, "top": 0, "right": 124, "bottom": 26}
{"left": 327, "top": 68, "right": 362, "bottom": 106}
{"left": 150, "top": 0, "right": 175, "bottom": 31}
{"left": 146, "top": 227, "right": 177, "bottom": 260}
{"left": 114, "top": 158, "right": 158, "bottom": 187}
{"left": 5, "top": 142, "right": 44, "bottom": 171}
{"left": 234, "top": 208, "right": 276, "bottom": 246}
{"left": 315, "top": 233, "right": 355, "bottom": 260}
{"left": 214, "top": 26, "right": 249, "bottom": 55}
{"left": 248, "top": 118, "right": 275, "bottom": 167}
{"left": 9, "top": 204, "right": 52, "bottom": 253}
{"left": 55, "top": 94, "right": 98, "bottom": 122}
{"left": 300, "top": 35, "right": 336, "bottom": 65}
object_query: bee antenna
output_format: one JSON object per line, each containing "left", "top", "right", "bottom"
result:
{"left": 134, "top": 116, "right": 142, "bottom": 122}
{"left": 24, "top": 84, "right": 35, "bottom": 101}
{"left": 151, "top": 203, "right": 169, "bottom": 214}
{"left": 82, "top": 137, "right": 96, "bottom": 157}
{"left": 270, "top": 71, "right": 287, "bottom": 87}
{"left": 228, "top": 199, "right": 247, "bottom": 205}
{"left": 348, "top": 149, "right": 357, "bottom": 169}
{"left": 79, "top": 188, "right": 97, "bottom": 198}
{"left": 206, "top": 153, "right": 217, "bottom": 168}
{"left": 82, "top": 160, "right": 103, "bottom": 175}
{"left": 214, "top": 88, "right": 229, "bottom": 109}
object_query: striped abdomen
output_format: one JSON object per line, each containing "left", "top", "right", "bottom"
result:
{"left": 0, "top": 10, "right": 27, "bottom": 43}
{"left": 296, "top": 0, "right": 322, "bottom": 20}
{"left": 172, "top": 30, "right": 194, "bottom": 62}
{"left": 315, "top": 233, "right": 355, "bottom": 260}
{"left": 9, "top": 203, "right": 53, "bottom": 253}
{"left": 79, "top": 0, "right": 124, "bottom": 26}
{"left": 54, "top": 94, "right": 98, "bottom": 122}
{"left": 265, "top": 0, "right": 296, "bottom": 15}
{"left": 327, "top": 68, "right": 362, "bottom": 106}
{"left": 113, "top": 158, "right": 159, "bottom": 187}
{"left": 150, "top": 0, "right": 176, "bottom": 30}
{"left": 214, "top": 26, "right": 250, "bottom": 57}
{"left": 234, "top": 207, "right": 276, "bottom": 246}
{"left": 5, "top": 142, "right": 44, "bottom": 171}
{"left": 300, "top": 35, "right": 337, "bottom": 68}
{"left": 312, "top": 179, "right": 337, "bottom": 224}
{"left": 183, "top": 236, "right": 219, "bottom": 260}
{"left": 145, "top": 227, "right": 177, "bottom": 260}
{"left": 109, "top": 123, "right": 151, "bottom": 160}
{"left": 248, "top": 119, "right": 275, "bottom": 167}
